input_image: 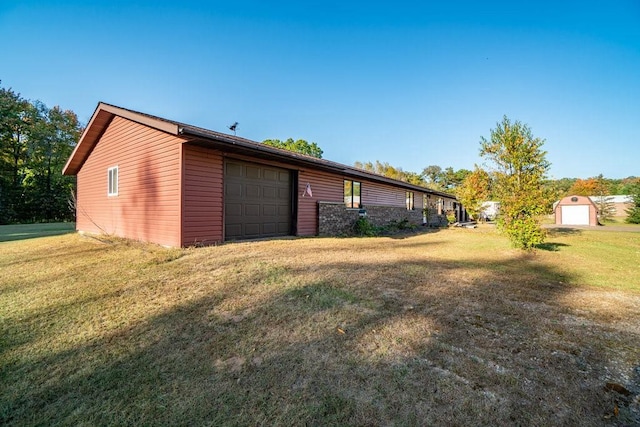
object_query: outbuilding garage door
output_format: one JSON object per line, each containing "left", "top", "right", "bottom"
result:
{"left": 561, "top": 205, "right": 590, "bottom": 225}
{"left": 224, "top": 160, "right": 292, "bottom": 240}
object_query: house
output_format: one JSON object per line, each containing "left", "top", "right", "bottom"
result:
{"left": 63, "top": 102, "right": 460, "bottom": 247}
{"left": 554, "top": 195, "right": 598, "bottom": 226}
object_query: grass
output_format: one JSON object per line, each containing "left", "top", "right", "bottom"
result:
{"left": 1, "top": 225, "right": 639, "bottom": 425}
{"left": 0, "top": 222, "right": 75, "bottom": 242}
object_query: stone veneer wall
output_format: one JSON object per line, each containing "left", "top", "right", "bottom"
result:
{"left": 318, "top": 202, "right": 448, "bottom": 236}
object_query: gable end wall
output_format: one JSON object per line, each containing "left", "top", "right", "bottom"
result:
{"left": 76, "top": 116, "right": 183, "bottom": 246}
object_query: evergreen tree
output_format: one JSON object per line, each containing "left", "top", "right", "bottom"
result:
{"left": 626, "top": 188, "right": 640, "bottom": 224}
{"left": 593, "top": 175, "right": 615, "bottom": 223}
{"left": 593, "top": 195, "right": 616, "bottom": 223}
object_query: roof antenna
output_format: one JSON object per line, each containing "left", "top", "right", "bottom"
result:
{"left": 228, "top": 122, "right": 238, "bottom": 135}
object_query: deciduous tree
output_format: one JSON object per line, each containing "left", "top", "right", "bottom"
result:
{"left": 0, "top": 85, "right": 33, "bottom": 222}
{"left": 456, "top": 166, "right": 491, "bottom": 220}
{"left": 422, "top": 165, "right": 442, "bottom": 189}
{"left": 568, "top": 178, "right": 602, "bottom": 196}
{"left": 25, "top": 102, "right": 81, "bottom": 221}
{"left": 354, "top": 160, "right": 426, "bottom": 186}
{"left": 0, "top": 82, "right": 82, "bottom": 223}
{"left": 480, "top": 116, "right": 551, "bottom": 250}
{"left": 263, "top": 138, "right": 323, "bottom": 158}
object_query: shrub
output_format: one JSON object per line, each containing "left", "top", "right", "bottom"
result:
{"left": 501, "top": 216, "right": 546, "bottom": 250}
{"left": 353, "top": 217, "right": 379, "bottom": 236}
{"left": 385, "top": 218, "right": 416, "bottom": 232}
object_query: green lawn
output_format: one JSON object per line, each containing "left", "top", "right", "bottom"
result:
{"left": 1, "top": 226, "right": 639, "bottom": 425}
{"left": 0, "top": 222, "right": 75, "bottom": 242}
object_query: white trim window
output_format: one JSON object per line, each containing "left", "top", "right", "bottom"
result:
{"left": 406, "top": 191, "right": 414, "bottom": 210}
{"left": 108, "top": 166, "right": 119, "bottom": 196}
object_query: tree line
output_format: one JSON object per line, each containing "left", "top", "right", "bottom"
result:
{"left": 0, "top": 83, "right": 82, "bottom": 224}
{"left": 3, "top": 80, "right": 639, "bottom": 245}
{"left": 353, "top": 161, "right": 639, "bottom": 200}
{"left": 353, "top": 116, "right": 640, "bottom": 248}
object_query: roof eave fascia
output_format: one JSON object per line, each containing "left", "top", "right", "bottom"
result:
{"left": 100, "top": 102, "right": 180, "bottom": 135}
{"left": 62, "top": 102, "right": 181, "bottom": 175}
{"left": 178, "top": 125, "right": 457, "bottom": 199}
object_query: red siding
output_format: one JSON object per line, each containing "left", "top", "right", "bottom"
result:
{"left": 297, "top": 172, "right": 437, "bottom": 234}
{"left": 181, "top": 145, "right": 224, "bottom": 245}
{"left": 362, "top": 180, "right": 409, "bottom": 207}
{"left": 76, "top": 116, "right": 183, "bottom": 247}
{"left": 298, "top": 169, "right": 343, "bottom": 235}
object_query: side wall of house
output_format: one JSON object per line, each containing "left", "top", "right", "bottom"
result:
{"left": 181, "top": 145, "right": 224, "bottom": 246}
{"left": 362, "top": 181, "right": 403, "bottom": 206}
{"left": 76, "top": 116, "right": 183, "bottom": 247}
{"left": 297, "top": 169, "right": 343, "bottom": 235}
{"left": 299, "top": 172, "right": 447, "bottom": 235}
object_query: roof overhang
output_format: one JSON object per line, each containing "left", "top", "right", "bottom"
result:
{"left": 62, "top": 102, "right": 180, "bottom": 175}
{"left": 179, "top": 126, "right": 455, "bottom": 198}
{"left": 63, "top": 102, "right": 457, "bottom": 200}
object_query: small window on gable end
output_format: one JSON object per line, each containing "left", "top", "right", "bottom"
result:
{"left": 108, "top": 166, "right": 119, "bottom": 196}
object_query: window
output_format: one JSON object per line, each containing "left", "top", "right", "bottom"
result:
{"left": 344, "top": 180, "right": 361, "bottom": 208}
{"left": 108, "top": 166, "right": 119, "bottom": 196}
{"left": 406, "top": 191, "right": 414, "bottom": 210}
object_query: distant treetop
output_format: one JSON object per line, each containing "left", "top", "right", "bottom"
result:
{"left": 262, "top": 138, "right": 323, "bottom": 159}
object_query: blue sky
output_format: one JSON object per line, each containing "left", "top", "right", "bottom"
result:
{"left": 1, "top": 1, "right": 639, "bottom": 179}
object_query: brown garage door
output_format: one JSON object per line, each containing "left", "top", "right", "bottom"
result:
{"left": 224, "top": 160, "right": 292, "bottom": 240}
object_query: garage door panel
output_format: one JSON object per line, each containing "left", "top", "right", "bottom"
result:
{"left": 226, "top": 203, "right": 242, "bottom": 216}
{"left": 226, "top": 182, "right": 242, "bottom": 197}
{"left": 263, "top": 186, "right": 276, "bottom": 198}
{"left": 224, "top": 160, "right": 292, "bottom": 240}
{"left": 226, "top": 163, "right": 242, "bottom": 177}
{"left": 263, "top": 169, "right": 278, "bottom": 181}
{"left": 225, "top": 224, "right": 242, "bottom": 238}
{"left": 561, "top": 205, "right": 589, "bottom": 225}
{"left": 245, "top": 184, "right": 260, "bottom": 198}
{"left": 245, "top": 204, "right": 260, "bottom": 216}
{"left": 245, "top": 223, "right": 261, "bottom": 236}
{"left": 263, "top": 204, "right": 276, "bottom": 216}
{"left": 246, "top": 166, "right": 260, "bottom": 179}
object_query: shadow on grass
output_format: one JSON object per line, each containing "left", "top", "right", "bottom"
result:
{"left": 2, "top": 244, "right": 638, "bottom": 425}
{"left": 386, "top": 227, "right": 444, "bottom": 240}
{"left": 546, "top": 227, "right": 583, "bottom": 237}
{"left": 0, "top": 222, "right": 75, "bottom": 243}
{"left": 536, "top": 242, "right": 570, "bottom": 252}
